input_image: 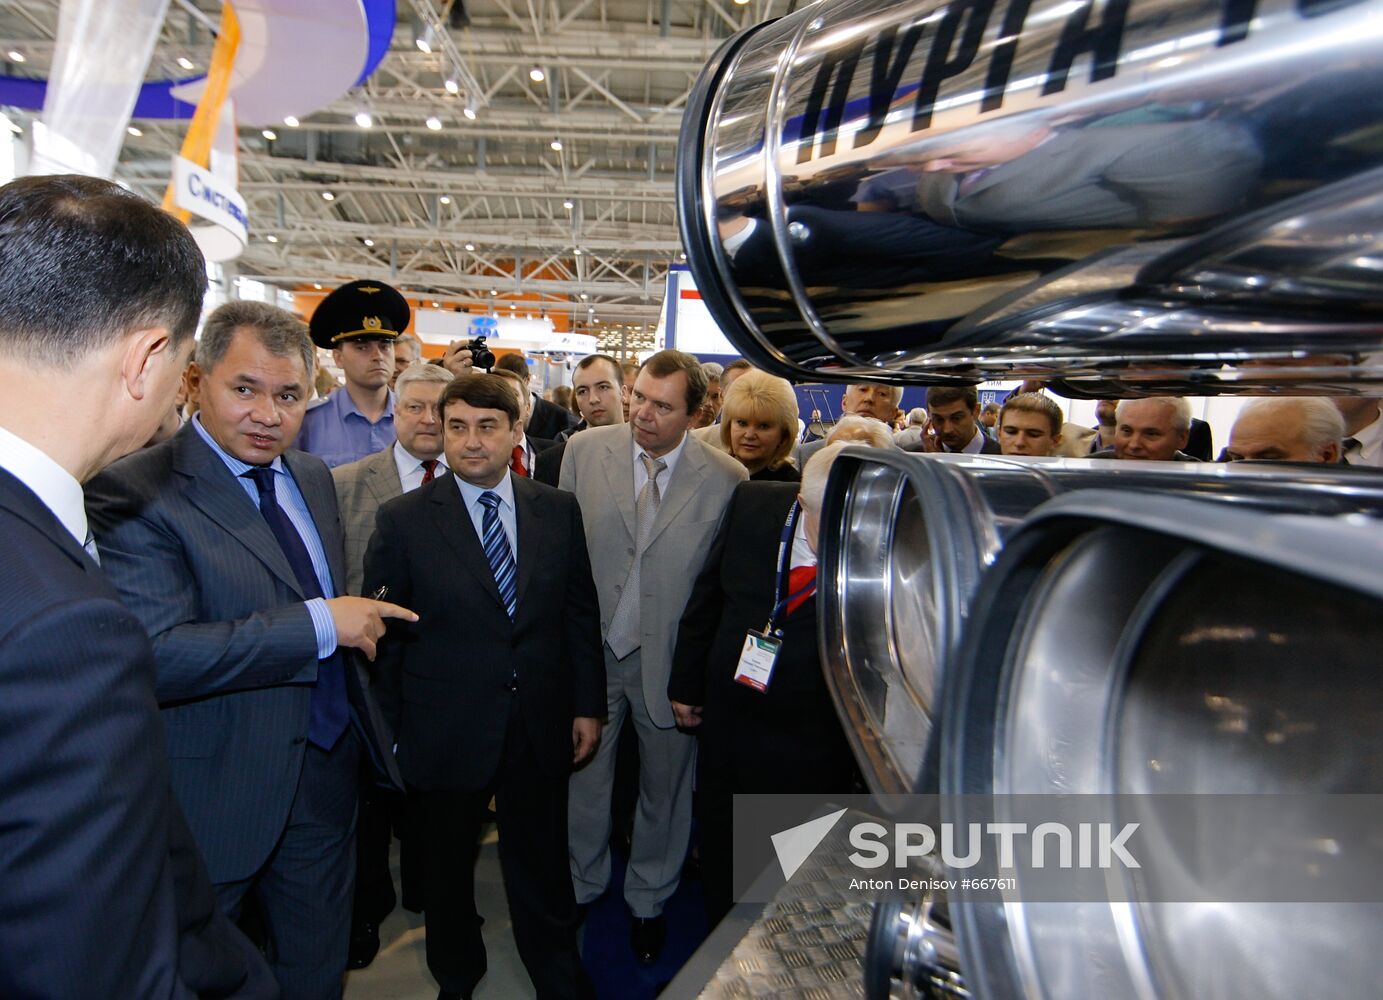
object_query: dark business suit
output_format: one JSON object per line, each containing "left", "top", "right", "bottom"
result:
{"left": 527, "top": 394, "right": 578, "bottom": 440}
{"left": 88, "top": 422, "right": 400, "bottom": 999}
{"left": 533, "top": 439, "right": 566, "bottom": 487}
{"left": 669, "top": 482, "right": 857, "bottom": 925}
{"left": 0, "top": 467, "right": 269, "bottom": 999}
{"left": 366, "top": 471, "right": 604, "bottom": 999}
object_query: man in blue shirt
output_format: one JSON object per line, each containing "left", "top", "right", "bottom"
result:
{"left": 298, "top": 280, "right": 412, "bottom": 468}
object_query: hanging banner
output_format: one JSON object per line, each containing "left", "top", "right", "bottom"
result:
{"left": 172, "top": 155, "right": 248, "bottom": 262}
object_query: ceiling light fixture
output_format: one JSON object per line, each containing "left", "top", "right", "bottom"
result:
{"left": 321, "top": 190, "right": 335, "bottom": 201}
{"left": 426, "top": 115, "right": 442, "bottom": 131}
{"left": 464, "top": 242, "right": 475, "bottom": 251}
{"left": 444, "top": 77, "right": 460, "bottom": 95}
{"left": 177, "top": 56, "right": 195, "bottom": 70}
{"left": 439, "top": 195, "right": 452, "bottom": 205}
{"left": 354, "top": 110, "right": 373, "bottom": 129}
{"left": 462, "top": 103, "right": 477, "bottom": 120}
{"left": 550, "top": 137, "right": 562, "bottom": 152}
{"left": 562, "top": 199, "right": 574, "bottom": 210}
{"left": 432, "top": 301, "right": 440, "bottom": 307}
{"left": 284, "top": 115, "right": 300, "bottom": 127}
{"left": 573, "top": 248, "right": 582, "bottom": 256}
{"left": 313, "top": 283, "right": 322, "bottom": 289}
{"left": 126, "top": 126, "right": 143, "bottom": 137}
{"left": 363, "top": 238, "right": 375, "bottom": 247}
{"left": 7, "top": 50, "right": 25, "bottom": 63}
{"left": 261, "top": 128, "right": 277, "bottom": 141}
{"left": 529, "top": 65, "right": 546, "bottom": 83}
{"left": 490, "top": 289, "right": 498, "bottom": 296}
{"left": 580, "top": 293, "right": 588, "bottom": 300}
{"left": 266, "top": 234, "right": 279, "bottom": 243}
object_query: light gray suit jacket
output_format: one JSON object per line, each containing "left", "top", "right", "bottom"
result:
{"left": 560, "top": 423, "right": 747, "bottom": 728}
{"left": 332, "top": 446, "right": 404, "bottom": 597}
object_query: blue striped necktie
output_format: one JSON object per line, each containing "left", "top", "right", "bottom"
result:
{"left": 479, "top": 490, "right": 517, "bottom": 619}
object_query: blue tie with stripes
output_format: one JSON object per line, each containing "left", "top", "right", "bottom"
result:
{"left": 479, "top": 490, "right": 517, "bottom": 619}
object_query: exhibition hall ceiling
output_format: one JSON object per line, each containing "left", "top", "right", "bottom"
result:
{"left": 0, "top": 0, "right": 782, "bottom": 348}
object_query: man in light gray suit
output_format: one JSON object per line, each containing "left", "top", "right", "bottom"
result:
{"left": 331, "top": 360, "right": 450, "bottom": 967}
{"left": 561, "top": 350, "right": 746, "bottom": 963}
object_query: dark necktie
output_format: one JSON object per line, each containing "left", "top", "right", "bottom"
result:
{"left": 243, "top": 467, "right": 348, "bottom": 750}
{"left": 478, "top": 490, "right": 517, "bottom": 619}
{"left": 510, "top": 445, "right": 528, "bottom": 478}
{"left": 421, "top": 459, "right": 438, "bottom": 484}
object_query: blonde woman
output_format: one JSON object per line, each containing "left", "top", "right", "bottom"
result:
{"left": 719, "top": 370, "right": 801, "bottom": 482}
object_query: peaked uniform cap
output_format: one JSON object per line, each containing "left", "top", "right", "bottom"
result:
{"left": 309, "top": 279, "right": 411, "bottom": 348}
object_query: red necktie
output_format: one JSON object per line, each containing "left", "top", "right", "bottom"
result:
{"left": 510, "top": 445, "right": 529, "bottom": 478}
{"left": 784, "top": 564, "right": 817, "bottom": 616}
{"left": 421, "top": 459, "right": 438, "bottom": 484}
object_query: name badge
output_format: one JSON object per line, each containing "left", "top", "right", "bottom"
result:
{"left": 733, "top": 630, "right": 782, "bottom": 693}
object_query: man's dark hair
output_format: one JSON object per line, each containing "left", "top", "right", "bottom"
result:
{"left": 0, "top": 174, "right": 206, "bottom": 366}
{"left": 639, "top": 349, "right": 708, "bottom": 414}
{"left": 440, "top": 373, "right": 520, "bottom": 426}
{"left": 494, "top": 352, "right": 529, "bottom": 377}
{"left": 723, "top": 358, "right": 753, "bottom": 376}
{"left": 926, "top": 386, "right": 979, "bottom": 410}
{"left": 575, "top": 352, "right": 622, "bottom": 384}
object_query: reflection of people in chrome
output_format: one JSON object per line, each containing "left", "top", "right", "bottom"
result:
{"left": 896, "top": 119, "right": 1262, "bottom": 232}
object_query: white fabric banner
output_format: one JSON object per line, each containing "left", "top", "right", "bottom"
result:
{"left": 30, "top": 0, "right": 171, "bottom": 177}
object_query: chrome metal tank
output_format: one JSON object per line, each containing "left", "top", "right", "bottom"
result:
{"left": 678, "top": 0, "right": 1383, "bottom": 394}
{"left": 934, "top": 492, "right": 1383, "bottom": 999}
{"left": 815, "top": 448, "right": 1383, "bottom": 797}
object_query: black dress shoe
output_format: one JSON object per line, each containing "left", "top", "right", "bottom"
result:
{"left": 630, "top": 914, "right": 667, "bottom": 965}
{"left": 436, "top": 991, "right": 471, "bottom": 1000}
{"left": 347, "top": 922, "right": 380, "bottom": 970}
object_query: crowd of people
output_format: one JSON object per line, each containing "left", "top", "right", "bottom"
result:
{"left": 3, "top": 175, "right": 1382, "bottom": 1000}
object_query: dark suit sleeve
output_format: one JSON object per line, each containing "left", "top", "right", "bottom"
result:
{"left": 86, "top": 480, "right": 319, "bottom": 705}
{"left": 564, "top": 495, "right": 607, "bottom": 719}
{"left": 0, "top": 599, "right": 186, "bottom": 1000}
{"left": 363, "top": 499, "right": 413, "bottom": 734}
{"left": 668, "top": 490, "right": 735, "bottom": 707}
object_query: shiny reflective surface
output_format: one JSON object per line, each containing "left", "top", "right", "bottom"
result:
{"left": 941, "top": 493, "right": 1383, "bottom": 999}
{"left": 678, "top": 0, "right": 1383, "bottom": 392}
{"left": 867, "top": 890, "right": 970, "bottom": 999}
{"left": 816, "top": 449, "right": 1383, "bottom": 796}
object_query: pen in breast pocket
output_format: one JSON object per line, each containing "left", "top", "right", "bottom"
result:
{"left": 370, "top": 586, "right": 389, "bottom": 601}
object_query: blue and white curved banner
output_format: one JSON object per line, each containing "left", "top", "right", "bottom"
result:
{"left": 174, "top": 155, "right": 248, "bottom": 262}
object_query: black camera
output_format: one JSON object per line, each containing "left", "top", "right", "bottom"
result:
{"left": 466, "top": 336, "right": 496, "bottom": 371}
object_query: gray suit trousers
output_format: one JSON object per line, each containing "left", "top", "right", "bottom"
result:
{"left": 568, "top": 645, "right": 696, "bottom": 917}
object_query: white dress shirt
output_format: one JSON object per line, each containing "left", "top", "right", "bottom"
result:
{"left": 1345, "top": 407, "right": 1383, "bottom": 468}
{"left": 393, "top": 440, "right": 445, "bottom": 493}
{"left": 0, "top": 424, "right": 89, "bottom": 551}
{"left": 632, "top": 428, "right": 688, "bottom": 503}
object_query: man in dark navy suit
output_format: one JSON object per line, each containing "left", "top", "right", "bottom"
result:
{"left": 366, "top": 374, "right": 604, "bottom": 1000}
{"left": 88, "top": 301, "right": 414, "bottom": 999}
{"left": 0, "top": 175, "right": 270, "bottom": 998}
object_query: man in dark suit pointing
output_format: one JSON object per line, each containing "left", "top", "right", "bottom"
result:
{"left": 0, "top": 175, "right": 269, "bottom": 998}
{"left": 366, "top": 373, "right": 604, "bottom": 1000}
{"left": 89, "top": 301, "right": 414, "bottom": 999}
